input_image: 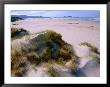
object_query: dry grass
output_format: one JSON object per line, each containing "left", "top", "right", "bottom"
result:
{"left": 89, "top": 54, "right": 100, "bottom": 62}
{"left": 11, "top": 30, "right": 78, "bottom": 76}
{"left": 79, "top": 42, "right": 99, "bottom": 54}
{"left": 11, "top": 28, "right": 29, "bottom": 39}
{"left": 43, "top": 63, "right": 60, "bottom": 77}
{"left": 79, "top": 42, "right": 100, "bottom": 62}
{"left": 11, "top": 50, "right": 27, "bottom": 76}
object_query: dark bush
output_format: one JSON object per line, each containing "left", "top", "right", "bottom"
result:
{"left": 11, "top": 17, "right": 23, "bottom": 22}
{"left": 11, "top": 28, "right": 29, "bottom": 38}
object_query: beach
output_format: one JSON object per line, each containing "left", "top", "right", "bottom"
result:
{"left": 11, "top": 18, "right": 100, "bottom": 77}
{"left": 11, "top": 18, "right": 100, "bottom": 47}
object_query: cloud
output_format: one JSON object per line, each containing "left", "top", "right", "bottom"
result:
{"left": 11, "top": 10, "right": 48, "bottom": 16}
{"left": 11, "top": 10, "right": 100, "bottom": 17}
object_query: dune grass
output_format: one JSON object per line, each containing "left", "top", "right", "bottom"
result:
{"left": 11, "top": 30, "right": 78, "bottom": 76}
{"left": 89, "top": 54, "right": 100, "bottom": 62}
{"left": 48, "top": 66, "right": 60, "bottom": 77}
{"left": 11, "top": 28, "right": 29, "bottom": 40}
{"left": 79, "top": 42, "right": 100, "bottom": 62}
{"left": 55, "top": 58, "right": 66, "bottom": 65}
{"left": 79, "top": 42, "right": 99, "bottom": 54}
{"left": 26, "top": 52, "right": 41, "bottom": 65}
{"left": 11, "top": 50, "right": 27, "bottom": 76}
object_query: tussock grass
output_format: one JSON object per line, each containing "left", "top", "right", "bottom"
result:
{"left": 11, "top": 50, "right": 27, "bottom": 76}
{"left": 71, "top": 61, "right": 79, "bottom": 73}
{"left": 79, "top": 42, "right": 100, "bottom": 62}
{"left": 48, "top": 67, "right": 60, "bottom": 77}
{"left": 11, "top": 30, "right": 78, "bottom": 76}
{"left": 89, "top": 54, "right": 100, "bottom": 62}
{"left": 26, "top": 52, "right": 41, "bottom": 65}
{"left": 56, "top": 58, "right": 66, "bottom": 65}
{"left": 11, "top": 28, "right": 29, "bottom": 39}
{"left": 79, "top": 42, "right": 99, "bottom": 54}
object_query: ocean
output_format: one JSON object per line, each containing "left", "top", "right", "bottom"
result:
{"left": 24, "top": 17, "right": 100, "bottom": 22}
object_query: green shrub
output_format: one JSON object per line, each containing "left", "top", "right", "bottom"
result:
{"left": 11, "top": 17, "right": 23, "bottom": 22}
{"left": 11, "top": 28, "right": 29, "bottom": 39}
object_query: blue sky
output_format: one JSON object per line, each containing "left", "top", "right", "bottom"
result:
{"left": 11, "top": 10, "right": 100, "bottom": 18}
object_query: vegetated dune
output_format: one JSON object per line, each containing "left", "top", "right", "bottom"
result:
{"left": 11, "top": 18, "right": 100, "bottom": 77}
{"left": 11, "top": 29, "right": 78, "bottom": 77}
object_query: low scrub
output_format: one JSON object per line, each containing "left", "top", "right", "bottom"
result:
{"left": 79, "top": 42, "right": 99, "bottom": 54}
{"left": 48, "top": 66, "right": 60, "bottom": 77}
{"left": 11, "top": 50, "right": 27, "bottom": 76}
{"left": 11, "top": 30, "right": 78, "bottom": 76}
{"left": 11, "top": 28, "right": 29, "bottom": 39}
{"left": 11, "top": 16, "right": 23, "bottom": 22}
{"left": 79, "top": 42, "right": 100, "bottom": 62}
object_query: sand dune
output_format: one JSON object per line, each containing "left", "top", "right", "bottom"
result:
{"left": 11, "top": 18, "right": 100, "bottom": 77}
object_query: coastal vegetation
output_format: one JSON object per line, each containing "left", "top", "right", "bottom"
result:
{"left": 11, "top": 30, "right": 78, "bottom": 77}
{"left": 79, "top": 42, "right": 99, "bottom": 54}
{"left": 89, "top": 54, "right": 100, "bottom": 62}
{"left": 11, "top": 16, "right": 23, "bottom": 22}
{"left": 48, "top": 66, "right": 61, "bottom": 77}
{"left": 79, "top": 42, "right": 100, "bottom": 62}
{"left": 11, "top": 28, "right": 29, "bottom": 39}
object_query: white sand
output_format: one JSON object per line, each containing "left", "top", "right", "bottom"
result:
{"left": 11, "top": 18, "right": 100, "bottom": 48}
{"left": 11, "top": 18, "right": 100, "bottom": 77}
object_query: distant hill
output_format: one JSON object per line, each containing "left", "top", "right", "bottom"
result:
{"left": 11, "top": 15, "right": 50, "bottom": 19}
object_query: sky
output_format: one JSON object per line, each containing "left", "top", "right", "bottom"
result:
{"left": 11, "top": 10, "right": 100, "bottom": 18}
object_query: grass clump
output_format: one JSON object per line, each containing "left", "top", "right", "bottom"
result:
{"left": 71, "top": 57, "right": 79, "bottom": 72}
{"left": 79, "top": 42, "right": 100, "bottom": 62}
{"left": 79, "top": 42, "right": 99, "bottom": 54}
{"left": 27, "top": 52, "right": 41, "bottom": 65}
{"left": 12, "top": 67, "right": 26, "bottom": 77}
{"left": 56, "top": 58, "right": 66, "bottom": 65}
{"left": 11, "top": 28, "right": 29, "bottom": 39}
{"left": 11, "top": 50, "right": 27, "bottom": 77}
{"left": 48, "top": 66, "right": 60, "bottom": 77}
{"left": 31, "top": 30, "right": 75, "bottom": 61}
{"left": 89, "top": 54, "right": 100, "bottom": 62}
{"left": 43, "top": 62, "right": 61, "bottom": 77}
